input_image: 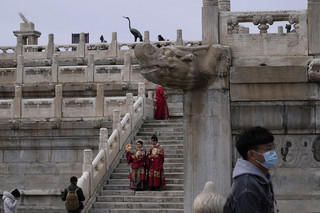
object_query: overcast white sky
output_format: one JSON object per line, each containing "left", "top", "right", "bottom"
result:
{"left": 0, "top": 0, "right": 307, "bottom": 46}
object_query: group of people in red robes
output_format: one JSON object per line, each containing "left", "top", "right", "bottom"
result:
{"left": 126, "top": 134, "right": 166, "bottom": 191}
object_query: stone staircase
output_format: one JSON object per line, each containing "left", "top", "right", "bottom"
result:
{"left": 89, "top": 117, "right": 184, "bottom": 213}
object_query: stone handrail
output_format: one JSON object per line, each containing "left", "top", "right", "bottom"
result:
{"left": 0, "top": 84, "right": 143, "bottom": 120}
{"left": 219, "top": 10, "right": 308, "bottom": 57}
{"left": 76, "top": 83, "right": 153, "bottom": 211}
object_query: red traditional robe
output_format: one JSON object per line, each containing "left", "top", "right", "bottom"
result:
{"left": 126, "top": 148, "right": 146, "bottom": 190}
{"left": 155, "top": 86, "right": 169, "bottom": 120}
{"left": 147, "top": 144, "right": 166, "bottom": 187}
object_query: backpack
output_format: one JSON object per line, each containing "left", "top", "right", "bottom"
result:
{"left": 65, "top": 188, "right": 79, "bottom": 210}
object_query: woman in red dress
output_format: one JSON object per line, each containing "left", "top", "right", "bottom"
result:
{"left": 147, "top": 134, "right": 166, "bottom": 190}
{"left": 126, "top": 139, "right": 146, "bottom": 190}
{"left": 155, "top": 85, "right": 169, "bottom": 120}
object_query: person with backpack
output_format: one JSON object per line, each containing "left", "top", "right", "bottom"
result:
{"left": 61, "top": 176, "right": 85, "bottom": 213}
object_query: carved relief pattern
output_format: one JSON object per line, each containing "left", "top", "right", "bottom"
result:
{"left": 9, "top": 120, "right": 19, "bottom": 130}
{"left": 276, "top": 136, "right": 320, "bottom": 168}
{"left": 25, "top": 67, "right": 51, "bottom": 76}
{"left": 24, "top": 101, "right": 52, "bottom": 108}
{"left": 60, "top": 67, "right": 85, "bottom": 74}
{"left": 0, "top": 69, "right": 15, "bottom": 77}
{"left": 65, "top": 100, "right": 93, "bottom": 107}
{"left": 96, "top": 67, "right": 121, "bottom": 74}
{"left": 0, "top": 102, "right": 12, "bottom": 109}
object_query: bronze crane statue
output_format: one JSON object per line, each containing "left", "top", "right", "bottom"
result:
{"left": 123, "top": 16, "right": 143, "bottom": 42}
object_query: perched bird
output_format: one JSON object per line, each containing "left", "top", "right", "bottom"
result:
{"left": 123, "top": 16, "right": 143, "bottom": 42}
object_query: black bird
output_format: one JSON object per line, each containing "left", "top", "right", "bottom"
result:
{"left": 123, "top": 16, "right": 143, "bottom": 42}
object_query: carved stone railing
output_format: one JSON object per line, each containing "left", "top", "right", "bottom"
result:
{"left": 0, "top": 29, "right": 201, "bottom": 62}
{"left": 77, "top": 83, "right": 153, "bottom": 211}
{"left": 219, "top": 10, "right": 308, "bottom": 57}
{"left": 0, "top": 82, "right": 154, "bottom": 120}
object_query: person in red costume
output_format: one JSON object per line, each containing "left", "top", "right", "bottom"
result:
{"left": 147, "top": 134, "right": 166, "bottom": 190}
{"left": 126, "top": 139, "right": 147, "bottom": 190}
{"left": 155, "top": 85, "right": 169, "bottom": 120}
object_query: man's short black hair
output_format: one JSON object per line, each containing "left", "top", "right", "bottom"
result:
{"left": 236, "top": 126, "right": 274, "bottom": 160}
{"left": 70, "top": 176, "right": 78, "bottom": 183}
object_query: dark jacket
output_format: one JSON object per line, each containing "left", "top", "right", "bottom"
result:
{"left": 61, "top": 183, "right": 85, "bottom": 213}
{"left": 223, "top": 158, "right": 276, "bottom": 213}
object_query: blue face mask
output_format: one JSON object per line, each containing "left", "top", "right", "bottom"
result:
{"left": 253, "top": 150, "right": 278, "bottom": 169}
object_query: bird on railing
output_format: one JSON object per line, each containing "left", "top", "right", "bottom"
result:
{"left": 123, "top": 16, "right": 143, "bottom": 42}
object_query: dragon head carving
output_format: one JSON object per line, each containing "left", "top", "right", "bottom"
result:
{"left": 134, "top": 43, "right": 231, "bottom": 90}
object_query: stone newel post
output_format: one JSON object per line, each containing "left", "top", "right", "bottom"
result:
{"left": 202, "top": 0, "right": 219, "bottom": 45}
{"left": 126, "top": 93, "right": 133, "bottom": 115}
{"left": 78, "top": 32, "right": 85, "bottom": 58}
{"left": 99, "top": 128, "right": 109, "bottom": 170}
{"left": 122, "top": 52, "right": 131, "bottom": 82}
{"left": 83, "top": 149, "right": 93, "bottom": 195}
{"left": 17, "top": 55, "right": 24, "bottom": 84}
{"left": 87, "top": 53, "right": 94, "bottom": 82}
{"left": 52, "top": 54, "right": 58, "bottom": 83}
{"left": 13, "top": 86, "right": 22, "bottom": 119}
{"left": 54, "top": 85, "right": 62, "bottom": 118}
{"left": 109, "top": 32, "right": 118, "bottom": 58}
{"left": 112, "top": 109, "right": 121, "bottom": 133}
{"left": 144, "top": 31, "right": 150, "bottom": 43}
{"left": 96, "top": 84, "right": 104, "bottom": 116}
{"left": 47, "top": 34, "right": 54, "bottom": 58}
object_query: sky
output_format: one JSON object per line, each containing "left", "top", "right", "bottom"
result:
{"left": 0, "top": 0, "right": 307, "bottom": 46}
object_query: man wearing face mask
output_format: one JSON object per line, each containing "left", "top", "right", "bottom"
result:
{"left": 223, "top": 126, "right": 279, "bottom": 213}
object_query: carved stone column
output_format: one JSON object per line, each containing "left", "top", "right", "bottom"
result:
{"left": 134, "top": 43, "right": 232, "bottom": 213}
{"left": 109, "top": 32, "right": 118, "bottom": 58}
{"left": 87, "top": 53, "right": 94, "bottom": 82}
{"left": 16, "top": 55, "right": 24, "bottom": 84}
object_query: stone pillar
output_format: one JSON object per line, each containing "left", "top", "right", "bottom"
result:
{"left": 54, "top": 85, "right": 62, "bottom": 118}
{"left": 122, "top": 52, "right": 131, "bottom": 82}
{"left": 112, "top": 109, "right": 121, "bottom": 133}
{"left": 15, "top": 35, "right": 23, "bottom": 60}
{"left": 99, "top": 128, "right": 109, "bottom": 169}
{"left": 96, "top": 84, "right": 104, "bottom": 116}
{"left": 278, "top": 26, "right": 284, "bottom": 34}
{"left": 52, "top": 54, "right": 58, "bottom": 83}
{"left": 77, "top": 32, "right": 85, "bottom": 58}
{"left": 218, "top": 0, "right": 230, "bottom": 11}
{"left": 83, "top": 149, "right": 93, "bottom": 195}
{"left": 126, "top": 93, "right": 133, "bottom": 115}
{"left": 308, "top": 0, "right": 320, "bottom": 55}
{"left": 47, "top": 34, "right": 54, "bottom": 59}
{"left": 138, "top": 82, "right": 145, "bottom": 98}
{"left": 184, "top": 87, "right": 232, "bottom": 213}
{"left": 144, "top": 31, "right": 150, "bottom": 43}
{"left": 13, "top": 86, "right": 22, "bottom": 119}
{"left": 109, "top": 32, "right": 118, "bottom": 58}
{"left": 176, "top": 29, "right": 184, "bottom": 46}
{"left": 16, "top": 55, "right": 24, "bottom": 84}
{"left": 148, "top": 91, "right": 153, "bottom": 99}
{"left": 87, "top": 53, "right": 94, "bottom": 82}
{"left": 202, "top": 0, "right": 219, "bottom": 45}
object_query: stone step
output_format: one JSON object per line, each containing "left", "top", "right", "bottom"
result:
{"left": 96, "top": 195, "right": 183, "bottom": 203}
{"left": 103, "top": 184, "right": 183, "bottom": 191}
{"left": 114, "top": 167, "right": 183, "bottom": 173}
{"left": 107, "top": 178, "right": 183, "bottom": 185}
{"left": 89, "top": 208, "right": 184, "bottom": 213}
{"left": 119, "top": 157, "right": 183, "bottom": 163}
{"left": 110, "top": 173, "right": 184, "bottom": 179}
{"left": 139, "top": 127, "right": 183, "bottom": 132}
{"left": 117, "top": 162, "right": 183, "bottom": 169}
{"left": 136, "top": 132, "right": 183, "bottom": 137}
{"left": 92, "top": 201, "right": 184, "bottom": 209}
{"left": 100, "top": 190, "right": 184, "bottom": 197}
